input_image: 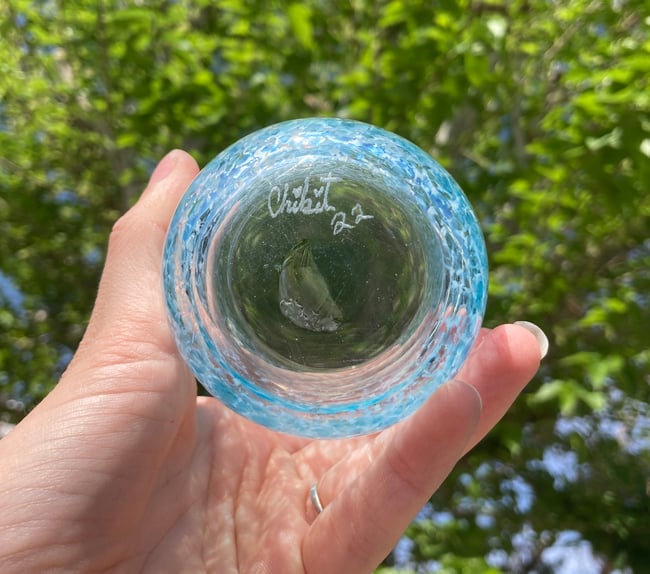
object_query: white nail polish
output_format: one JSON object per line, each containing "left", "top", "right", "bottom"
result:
{"left": 514, "top": 321, "right": 549, "bottom": 359}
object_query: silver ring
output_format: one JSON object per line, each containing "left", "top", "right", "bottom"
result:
{"left": 310, "top": 482, "right": 324, "bottom": 514}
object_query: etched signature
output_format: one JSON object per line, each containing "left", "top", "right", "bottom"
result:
{"left": 267, "top": 173, "right": 374, "bottom": 236}
{"left": 268, "top": 173, "right": 340, "bottom": 218}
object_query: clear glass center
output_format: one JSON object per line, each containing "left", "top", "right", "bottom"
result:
{"left": 213, "top": 174, "right": 439, "bottom": 370}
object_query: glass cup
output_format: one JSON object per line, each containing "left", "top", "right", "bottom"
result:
{"left": 163, "top": 118, "right": 488, "bottom": 438}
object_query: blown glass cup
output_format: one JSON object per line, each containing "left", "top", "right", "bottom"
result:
{"left": 163, "top": 118, "right": 488, "bottom": 438}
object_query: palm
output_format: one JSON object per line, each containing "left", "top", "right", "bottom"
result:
{"left": 74, "top": 358, "right": 411, "bottom": 574}
{"left": 92, "top": 385, "right": 454, "bottom": 574}
{"left": 117, "top": 392, "right": 324, "bottom": 574}
{"left": 33, "top": 366, "right": 397, "bottom": 574}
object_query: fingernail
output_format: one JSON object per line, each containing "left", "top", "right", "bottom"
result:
{"left": 514, "top": 321, "right": 549, "bottom": 359}
{"left": 148, "top": 150, "right": 179, "bottom": 186}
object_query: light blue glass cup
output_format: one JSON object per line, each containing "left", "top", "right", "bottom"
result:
{"left": 163, "top": 118, "right": 488, "bottom": 438}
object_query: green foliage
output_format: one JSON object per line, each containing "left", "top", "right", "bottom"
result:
{"left": 1, "top": 0, "right": 649, "bottom": 572}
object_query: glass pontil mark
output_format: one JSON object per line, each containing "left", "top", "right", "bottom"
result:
{"left": 279, "top": 239, "right": 342, "bottom": 333}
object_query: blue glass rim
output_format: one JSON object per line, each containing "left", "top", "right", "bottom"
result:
{"left": 163, "top": 118, "right": 488, "bottom": 438}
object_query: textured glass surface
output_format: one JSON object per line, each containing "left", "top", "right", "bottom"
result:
{"left": 163, "top": 118, "right": 488, "bottom": 438}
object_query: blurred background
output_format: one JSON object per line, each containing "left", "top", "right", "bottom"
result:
{"left": 1, "top": 1, "right": 648, "bottom": 572}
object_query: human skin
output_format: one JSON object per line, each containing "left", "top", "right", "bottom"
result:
{"left": 0, "top": 150, "right": 544, "bottom": 574}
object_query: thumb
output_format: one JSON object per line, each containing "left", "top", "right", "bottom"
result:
{"left": 0, "top": 152, "right": 203, "bottom": 541}
{"left": 60, "top": 149, "right": 200, "bottom": 398}
{"left": 1, "top": 150, "right": 201, "bottom": 484}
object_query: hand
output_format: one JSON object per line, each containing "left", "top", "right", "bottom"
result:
{"left": 0, "top": 151, "right": 544, "bottom": 574}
